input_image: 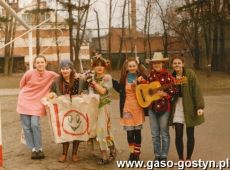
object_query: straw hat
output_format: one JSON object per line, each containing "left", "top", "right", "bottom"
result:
{"left": 146, "top": 52, "right": 169, "bottom": 64}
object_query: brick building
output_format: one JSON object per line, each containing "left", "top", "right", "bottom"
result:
{"left": 0, "top": 1, "right": 90, "bottom": 73}
{"left": 91, "top": 27, "right": 191, "bottom": 68}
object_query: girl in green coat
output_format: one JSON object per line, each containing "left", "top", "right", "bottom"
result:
{"left": 170, "top": 55, "right": 205, "bottom": 161}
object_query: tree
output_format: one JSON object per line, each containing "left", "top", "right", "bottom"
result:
{"left": 155, "top": 0, "right": 169, "bottom": 57}
{"left": 54, "top": 0, "right": 60, "bottom": 64}
{"left": 117, "top": 0, "right": 127, "bottom": 69}
{"left": 0, "top": 1, "right": 18, "bottom": 75}
{"left": 25, "top": 2, "right": 53, "bottom": 57}
{"left": 57, "top": 0, "right": 91, "bottom": 72}
{"left": 108, "top": 0, "right": 112, "bottom": 61}
{"left": 143, "top": 0, "right": 151, "bottom": 59}
{"left": 94, "top": 9, "right": 101, "bottom": 53}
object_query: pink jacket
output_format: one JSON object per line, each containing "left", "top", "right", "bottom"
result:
{"left": 17, "top": 69, "right": 58, "bottom": 116}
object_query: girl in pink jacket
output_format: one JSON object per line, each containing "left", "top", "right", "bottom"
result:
{"left": 17, "top": 55, "right": 58, "bottom": 159}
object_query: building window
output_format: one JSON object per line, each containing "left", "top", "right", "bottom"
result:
{"left": 40, "top": 13, "right": 50, "bottom": 22}
{"left": 22, "top": 14, "right": 32, "bottom": 24}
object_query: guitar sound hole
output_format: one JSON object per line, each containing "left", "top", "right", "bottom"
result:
{"left": 140, "top": 89, "right": 146, "bottom": 102}
{"left": 149, "top": 89, "right": 155, "bottom": 96}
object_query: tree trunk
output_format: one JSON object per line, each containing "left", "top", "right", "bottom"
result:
{"left": 147, "top": 2, "right": 152, "bottom": 57}
{"left": 94, "top": 9, "right": 102, "bottom": 53}
{"left": 212, "top": 24, "right": 218, "bottom": 71}
{"left": 73, "top": 0, "right": 90, "bottom": 72}
{"left": 9, "top": 18, "right": 17, "bottom": 75}
{"left": 36, "top": 0, "right": 41, "bottom": 56}
{"left": 108, "top": 0, "right": 112, "bottom": 61}
{"left": 3, "top": 12, "right": 13, "bottom": 76}
{"left": 68, "top": 0, "right": 74, "bottom": 62}
{"left": 193, "top": 24, "right": 200, "bottom": 69}
{"left": 156, "top": 0, "right": 168, "bottom": 57}
{"left": 143, "top": 0, "right": 150, "bottom": 59}
{"left": 219, "top": 19, "right": 226, "bottom": 72}
{"left": 55, "top": 0, "right": 60, "bottom": 65}
{"left": 117, "top": 0, "right": 127, "bottom": 69}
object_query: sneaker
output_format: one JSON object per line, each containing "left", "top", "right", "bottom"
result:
{"left": 37, "top": 150, "right": 45, "bottom": 159}
{"left": 154, "top": 156, "right": 161, "bottom": 162}
{"left": 133, "top": 154, "right": 140, "bottom": 161}
{"left": 97, "top": 158, "right": 110, "bottom": 165}
{"left": 160, "top": 157, "right": 167, "bottom": 162}
{"left": 128, "top": 153, "right": 134, "bottom": 161}
{"left": 31, "top": 151, "right": 38, "bottom": 159}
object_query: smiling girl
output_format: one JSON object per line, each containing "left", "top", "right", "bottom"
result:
{"left": 17, "top": 55, "right": 58, "bottom": 159}
{"left": 89, "top": 55, "right": 116, "bottom": 165}
{"left": 138, "top": 52, "right": 177, "bottom": 162}
{"left": 113, "top": 58, "right": 147, "bottom": 161}
{"left": 170, "top": 55, "right": 204, "bottom": 161}
{"left": 49, "top": 60, "right": 88, "bottom": 162}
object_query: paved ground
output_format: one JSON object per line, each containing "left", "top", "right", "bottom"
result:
{"left": 0, "top": 89, "right": 229, "bottom": 170}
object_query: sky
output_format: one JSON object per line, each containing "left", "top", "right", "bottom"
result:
{"left": 17, "top": 0, "right": 170, "bottom": 36}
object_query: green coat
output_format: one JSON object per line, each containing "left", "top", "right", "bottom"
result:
{"left": 170, "top": 68, "right": 205, "bottom": 127}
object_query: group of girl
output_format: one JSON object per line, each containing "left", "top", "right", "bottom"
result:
{"left": 17, "top": 54, "right": 116, "bottom": 165}
{"left": 17, "top": 51, "right": 204, "bottom": 165}
{"left": 113, "top": 52, "right": 204, "bottom": 163}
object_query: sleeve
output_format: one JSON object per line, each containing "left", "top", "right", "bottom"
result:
{"left": 190, "top": 70, "right": 205, "bottom": 110}
{"left": 102, "top": 74, "right": 113, "bottom": 93}
{"left": 165, "top": 74, "right": 178, "bottom": 100}
{"left": 78, "top": 78, "right": 89, "bottom": 94}
{"left": 50, "top": 81, "right": 57, "bottom": 93}
{"left": 51, "top": 71, "right": 59, "bottom": 78}
{"left": 19, "top": 70, "right": 31, "bottom": 89}
{"left": 112, "top": 79, "right": 120, "bottom": 93}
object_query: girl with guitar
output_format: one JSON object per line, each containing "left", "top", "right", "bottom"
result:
{"left": 113, "top": 58, "right": 147, "bottom": 161}
{"left": 170, "top": 55, "right": 204, "bottom": 161}
{"left": 137, "top": 52, "right": 177, "bottom": 162}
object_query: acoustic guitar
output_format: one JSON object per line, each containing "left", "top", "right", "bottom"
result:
{"left": 136, "top": 77, "right": 187, "bottom": 108}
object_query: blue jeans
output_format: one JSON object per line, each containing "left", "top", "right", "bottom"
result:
{"left": 20, "top": 114, "right": 42, "bottom": 150}
{"left": 148, "top": 109, "right": 170, "bottom": 158}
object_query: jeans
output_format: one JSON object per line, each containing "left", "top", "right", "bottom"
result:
{"left": 20, "top": 114, "right": 42, "bottom": 150}
{"left": 148, "top": 109, "right": 170, "bottom": 158}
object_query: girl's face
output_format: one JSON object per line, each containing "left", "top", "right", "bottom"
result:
{"left": 34, "top": 57, "right": 47, "bottom": 72}
{"left": 172, "top": 58, "right": 184, "bottom": 73}
{"left": 127, "top": 61, "right": 138, "bottom": 74}
{"left": 151, "top": 61, "right": 163, "bottom": 72}
{"left": 94, "top": 65, "right": 105, "bottom": 75}
{"left": 61, "top": 67, "right": 72, "bottom": 79}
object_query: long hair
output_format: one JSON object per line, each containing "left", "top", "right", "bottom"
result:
{"left": 119, "top": 58, "right": 147, "bottom": 85}
{"left": 59, "top": 69, "right": 76, "bottom": 95}
{"left": 171, "top": 55, "right": 185, "bottom": 64}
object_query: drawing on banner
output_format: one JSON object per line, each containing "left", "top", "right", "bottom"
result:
{"left": 62, "top": 109, "right": 88, "bottom": 136}
{"left": 42, "top": 94, "right": 100, "bottom": 144}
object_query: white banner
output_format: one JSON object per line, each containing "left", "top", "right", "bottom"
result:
{"left": 43, "top": 94, "right": 100, "bottom": 144}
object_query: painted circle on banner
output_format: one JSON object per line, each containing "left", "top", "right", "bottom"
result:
{"left": 62, "top": 109, "right": 88, "bottom": 136}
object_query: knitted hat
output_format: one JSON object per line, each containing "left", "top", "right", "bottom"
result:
{"left": 59, "top": 60, "right": 74, "bottom": 69}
